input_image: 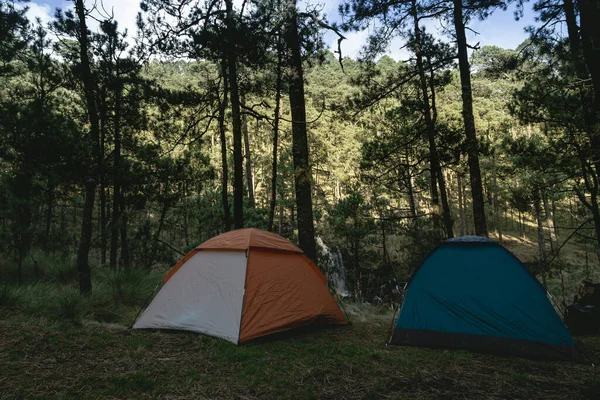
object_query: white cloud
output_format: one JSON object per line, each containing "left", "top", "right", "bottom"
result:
{"left": 27, "top": 0, "right": 141, "bottom": 43}
{"left": 335, "top": 29, "right": 368, "bottom": 60}
{"left": 26, "top": 2, "right": 54, "bottom": 27}
{"left": 28, "top": 0, "right": 537, "bottom": 60}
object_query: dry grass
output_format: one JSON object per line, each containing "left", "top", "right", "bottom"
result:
{"left": 1, "top": 317, "right": 599, "bottom": 400}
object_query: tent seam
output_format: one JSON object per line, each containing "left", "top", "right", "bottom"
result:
{"left": 237, "top": 248, "right": 251, "bottom": 344}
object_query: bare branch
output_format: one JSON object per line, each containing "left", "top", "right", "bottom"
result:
{"left": 298, "top": 12, "right": 347, "bottom": 71}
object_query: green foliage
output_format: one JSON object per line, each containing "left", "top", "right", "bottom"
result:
{"left": 0, "top": 285, "right": 21, "bottom": 307}
{"left": 397, "top": 218, "right": 440, "bottom": 278}
{"left": 0, "top": 0, "right": 599, "bottom": 312}
{"left": 97, "top": 268, "right": 160, "bottom": 307}
{"left": 53, "top": 286, "right": 91, "bottom": 323}
{"left": 37, "top": 253, "right": 78, "bottom": 284}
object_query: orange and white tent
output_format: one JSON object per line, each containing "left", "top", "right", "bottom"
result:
{"left": 133, "top": 228, "right": 347, "bottom": 343}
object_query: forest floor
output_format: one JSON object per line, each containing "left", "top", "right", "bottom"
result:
{"left": 1, "top": 315, "right": 599, "bottom": 400}
{"left": 2, "top": 230, "right": 600, "bottom": 399}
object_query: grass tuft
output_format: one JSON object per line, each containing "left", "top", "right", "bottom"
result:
{"left": 37, "top": 253, "right": 78, "bottom": 284}
{"left": 97, "top": 268, "right": 160, "bottom": 307}
{"left": 52, "top": 286, "right": 91, "bottom": 323}
{"left": 0, "top": 285, "right": 21, "bottom": 308}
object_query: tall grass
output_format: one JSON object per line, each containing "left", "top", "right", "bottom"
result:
{"left": 0, "top": 263, "right": 162, "bottom": 326}
{"left": 0, "top": 285, "right": 21, "bottom": 307}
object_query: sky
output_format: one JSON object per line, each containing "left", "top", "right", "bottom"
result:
{"left": 25, "top": 0, "right": 537, "bottom": 60}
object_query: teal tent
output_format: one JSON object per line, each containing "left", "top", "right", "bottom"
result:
{"left": 390, "top": 236, "right": 583, "bottom": 362}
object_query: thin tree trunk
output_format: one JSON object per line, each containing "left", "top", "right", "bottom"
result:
{"left": 15, "top": 160, "right": 32, "bottom": 285}
{"left": 534, "top": 190, "right": 547, "bottom": 289}
{"left": 542, "top": 191, "right": 558, "bottom": 253}
{"left": 430, "top": 156, "right": 441, "bottom": 232}
{"left": 45, "top": 180, "right": 54, "bottom": 250}
{"left": 492, "top": 151, "right": 502, "bottom": 243}
{"left": 406, "top": 169, "right": 417, "bottom": 218}
{"left": 279, "top": 200, "right": 284, "bottom": 235}
{"left": 268, "top": 36, "right": 283, "bottom": 231}
{"left": 285, "top": 0, "right": 317, "bottom": 262}
{"left": 510, "top": 207, "right": 514, "bottom": 231}
{"left": 110, "top": 82, "right": 122, "bottom": 270}
{"left": 569, "top": 198, "right": 574, "bottom": 226}
{"left": 183, "top": 183, "right": 189, "bottom": 247}
{"left": 154, "top": 196, "right": 169, "bottom": 245}
{"left": 552, "top": 197, "right": 559, "bottom": 236}
{"left": 120, "top": 194, "right": 129, "bottom": 268}
{"left": 60, "top": 199, "right": 67, "bottom": 240}
{"left": 225, "top": 0, "right": 244, "bottom": 229}
{"left": 411, "top": 2, "right": 452, "bottom": 237}
{"left": 75, "top": 0, "right": 99, "bottom": 294}
{"left": 591, "top": 197, "right": 600, "bottom": 265}
{"left": 218, "top": 59, "right": 232, "bottom": 231}
{"left": 452, "top": 0, "right": 487, "bottom": 237}
{"left": 99, "top": 93, "right": 107, "bottom": 266}
{"left": 519, "top": 210, "right": 525, "bottom": 239}
{"left": 242, "top": 93, "right": 255, "bottom": 207}
{"left": 458, "top": 173, "right": 465, "bottom": 236}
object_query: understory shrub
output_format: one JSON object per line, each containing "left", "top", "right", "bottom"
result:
{"left": 0, "top": 285, "right": 21, "bottom": 307}
{"left": 52, "top": 286, "right": 91, "bottom": 323}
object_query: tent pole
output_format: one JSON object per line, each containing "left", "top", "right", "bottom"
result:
{"left": 333, "top": 290, "right": 351, "bottom": 324}
{"left": 386, "top": 282, "right": 406, "bottom": 345}
{"left": 130, "top": 283, "right": 160, "bottom": 329}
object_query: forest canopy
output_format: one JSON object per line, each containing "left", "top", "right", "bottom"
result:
{"left": 1, "top": 0, "right": 600, "bottom": 307}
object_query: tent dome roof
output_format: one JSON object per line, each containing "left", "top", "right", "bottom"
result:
{"left": 198, "top": 228, "right": 302, "bottom": 253}
{"left": 444, "top": 235, "right": 494, "bottom": 244}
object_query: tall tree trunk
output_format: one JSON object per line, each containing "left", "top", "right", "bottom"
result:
{"left": 579, "top": 0, "right": 600, "bottom": 199}
{"left": 566, "top": 0, "right": 600, "bottom": 181}
{"left": 591, "top": 195, "right": 600, "bottom": 264}
{"left": 429, "top": 59, "right": 453, "bottom": 238}
{"left": 120, "top": 194, "right": 129, "bottom": 268}
{"left": 492, "top": 151, "right": 502, "bottom": 243}
{"left": 110, "top": 81, "right": 122, "bottom": 270}
{"left": 534, "top": 190, "right": 547, "bottom": 289}
{"left": 241, "top": 94, "right": 255, "bottom": 207}
{"left": 268, "top": 35, "right": 283, "bottom": 232}
{"left": 74, "top": 0, "right": 99, "bottom": 294}
{"left": 225, "top": 0, "right": 244, "bottom": 229}
{"left": 154, "top": 194, "right": 169, "bottom": 246}
{"left": 519, "top": 210, "right": 525, "bottom": 239}
{"left": 278, "top": 197, "right": 284, "bottom": 235}
{"left": 406, "top": 168, "right": 417, "bottom": 218}
{"left": 14, "top": 160, "right": 32, "bottom": 285}
{"left": 218, "top": 59, "right": 231, "bottom": 231}
{"left": 99, "top": 94, "right": 107, "bottom": 266}
{"left": 463, "top": 179, "right": 469, "bottom": 234}
{"left": 411, "top": 1, "right": 453, "bottom": 238}
{"left": 552, "top": 197, "right": 559, "bottom": 236}
{"left": 284, "top": 0, "right": 317, "bottom": 262}
{"left": 452, "top": 0, "right": 487, "bottom": 237}
{"left": 564, "top": 0, "right": 587, "bottom": 77}
{"left": 45, "top": 180, "right": 54, "bottom": 251}
{"left": 542, "top": 191, "right": 558, "bottom": 253}
{"left": 578, "top": 0, "right": 600, "bottom": 109}
{"left": 458, "top": 173, "right": 466, "bottom": 236}
{"left": 183, "top": 182, "right": 190, "bottom": 247}
{"left": 430, "top": 168, "right": 441, "bottom": 233}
